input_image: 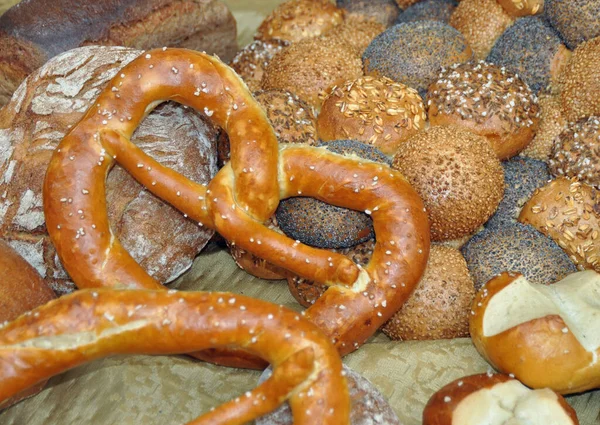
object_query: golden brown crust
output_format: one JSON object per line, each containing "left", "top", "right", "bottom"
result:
{"left": 230, "top": 40, "right": 289, "bottom": 93}
{"left": 450, "top": 0, "right": 514, "bottom": 60}
{"left": 470, "top": 272, "right": 600, "bottom": 394}
{"left": 317, "top": 75, "right": 426, "bottom": 156}
{"left": 321, "top": 16, "right": 386, "bottom": 55}
{"left": 497, "top": 0, "right": 543, "bottom": 17}
{"left": 255, "top": 0, "right": 344, "bottom": 43}
{"left": 521, "top": 94, "right": 567, "bottom": 161}
{"left": 427, "top": 61, "right": 540, "bottom": 160}
{"left": 0, "top": 289, "right": 350, "bottom": 424}
{"left": 519, "top": 177, "right": 600, "bottom": 272}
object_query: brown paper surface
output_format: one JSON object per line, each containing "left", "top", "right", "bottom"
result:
{"left": 0, "top": 0, "right": 598, "bottom": 424}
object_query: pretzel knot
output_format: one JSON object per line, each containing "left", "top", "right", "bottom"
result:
{"left": 43, "top": 48, "right": 430, "bottom": 366}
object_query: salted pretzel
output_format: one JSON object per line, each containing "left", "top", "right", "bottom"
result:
{"left": 43, "top": 48, "right": 430, "bottom": 366}
{"left": 0, "top": 289, "right": 349, "bottom": 424}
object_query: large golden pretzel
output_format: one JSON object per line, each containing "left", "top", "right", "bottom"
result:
{"left": 42, "top": 48, "right": 430, "bottom": 366}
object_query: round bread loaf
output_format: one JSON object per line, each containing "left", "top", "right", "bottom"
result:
{"left": 549, "top": 117, "right": 600, "bottom": 188}
{"left": 229, "top": 40, "right": 289, "bottom": 92}
{"left": 450, "top": 0, "right": 514, "bottom": 60}
{"left": 321, "top": 16, "right": 386, "bottom": 54}
{"left": 257, "top": 364, "right": 400, "bottom": 425}
{"left": 382, "top": 245, "right": 475, "bottom": 341}
{"left": 426, "top": 61, "right": 540, "bottom": 160}
{"left": 255, "top": 0, "right": 344, "bottom": 43}
{"left": 486, "top": 157, "right": 551, "bottom": 230}
{"left": 395, "top": 0, "right": 458, "bottom": 25}
{"left": 336, "top": 0, "right": 401, "bottom": 27}
{"left": 544, "top": 0, "right": 600, "bottom": 49}
{"left": 276, "top": 140, "right": 390, "bottom": 249}
{"left": 558, "top": 37, "right": 600, "bottom": 122}
{"left": 317, "top": 75, "right": 426, "bottom": 156}
{"left": 461, "top": 222, "right": 577, "bottom": 290}
{"left": 519, "top": 177, "right": 600, "bottom": 272}
{"left": 497, "top": 0, "right": 544, "bottom": 17}
{"left": 0, "top": 46, "right": 217, "bottom": 295}
{"left": 487, "top": 17, "right": 570, "bottom": 94}
{"left": 363, "top": 21, "right": 473, "bottom": 96}
{"left": 392, "top": 126, "right": 504, "bottom": 241}
{"left": 520, "top": 94, "right": 567, "bottom": 161}
{"left": 261, "top": 35, "right": 363, "bottom": 109}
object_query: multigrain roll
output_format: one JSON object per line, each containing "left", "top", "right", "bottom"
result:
{"left": 487, "top": 17, "right": 570, "bottom": 94}
{"left": 255, "top": 0, "right": 344, "bottom": 43}
{"left": 426, "top": 61, "right": 540, "bottom": 160}
{"left": 261, "top": 35, "right": 363, "bottom": 109}
{"left": 229, "top": 40, "right": 289, "bottom": 92}
{"left": 461, "top": 222, "right": 578, "bottom": 290}
{"left": 558, "top": 37, "right": 600, "bottom": 122}
{"left": 321, "top": 16, "right": 386, "bottom": 54}
{"left": 519, "top": 177, "right": 600, "bottom": 272}
{"left": 521, "top": 94, "right": 567, "bottom": 161}
{"left": 498, "top": 0, "right": 544, "bottom": 17}
{"left": 392, "top": 126, "right": 504, "bottom": 241}
{"left": 449, "top": 0, "right": 514, "bottom": 60}
{"left": 544, "top": 0, "right": 600, "bottom": 49}
{"left": 363, "top": 21, "right": 472, "bottom": 96}
{"left": 394, "top": 0, "right": 423, "bottom": 8}
{"left": 395, "top": 0, "right": 458, "bottom": 25}
{"left": 549, "top": 117, "right": 600, "bottom": 188}
{"left": 317, "top": 75, "right": 426, "bottom": 156}
{"left": 336, "top": 0, "right": 401, "bottom": 27}
{"left": 382, "top": 245, "right": 475, "bottom": 341}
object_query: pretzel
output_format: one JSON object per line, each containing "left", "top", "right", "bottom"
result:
{"left": 470, "top": 270, "right": 600, "bottom": 394}
{"left": 43, "top": 48, "right": 430, "bottom": 366}
{"left": 0, "top": 288, "right": 349, "bottom": 424}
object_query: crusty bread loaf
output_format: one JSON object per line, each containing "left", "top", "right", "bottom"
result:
{"left": 0, "top": 0, "right": 238, "bottom": 105}
{"left": 0, "top": 45, "right": 218, "bottom": 295}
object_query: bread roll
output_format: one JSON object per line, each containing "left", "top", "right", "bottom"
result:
{"left": 497, "top": 0, "right": 543, "bottom": 17}
{"left": 0, "top": 0, "right": 237, "bottom": 106}
{"left": 336, "top": 0, "right": 400, "bottom": 27}
{"left": 520, "top": 94, "right": 567, "bottom": 161}
{"left": 544, "top": 0, "right": 600, "bottom": 49}
{"left": 230, "top": 40, "right": 289, "bottom": 93}
{"left": 395, "top": 0, "right": 458, "bottom": 25}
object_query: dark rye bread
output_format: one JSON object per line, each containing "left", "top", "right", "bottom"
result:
{"left": 0, "top": 0, "right": 237, "bottom": 105}
{"left": 0, "top": 45, "right": 218, "bottom": 295}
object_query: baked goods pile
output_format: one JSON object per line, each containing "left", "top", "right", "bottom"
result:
{"left": 0, "top": 0, "right": 599, "bottom": 424}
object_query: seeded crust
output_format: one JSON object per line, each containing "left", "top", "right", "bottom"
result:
{"left": 461, "top": 222, "right": 577, "bottom": 290}
{"left": 261, "top": 35, "right": 363, "bottom": 109}
{"left": 487, "top": 17, "right": 570, "bottom": 95}
{"left": 317, "top": 75, "right": 426, "bottom": 156}
{"left": 321, "top": 16, "right": 386, "bottom": 54}
{"left": 229, "top": 40, "right": 289, "bottom": 93}
{"left": 544, "top": 0, "right": 600, "bottom": 49}
{"left": 363, "top": 21, "right": 473, "bottom": 96}
{"left": 549, "top": 117, "right": 600, "bottom": 188}
{"left": 486, "top": 157, "right": 551, "bottom": 230}
{"left": 336, "top": 0, "right": 401, "bottom": 27}
{"left": 497, "top": 0, "right": 543, "bottom": 17}
{"left": 521, "top": 94, "right": 567, "bottom": 161}
{"left": 519, "top": 177, "right": 600, "bottom": 272}
{"left": 394, "top": 0, "right": 424, "bottom": 8}
{"left": 427, "top": 61, "right": 540, "bottom": 160}
{"left": 392, "top": 126, "right": 504, "bottom": 241}
{"left": 395, "top": 0, "right": 458, "bottom": 25}
{"left": 450, "top": 0, "right": 514, "bottom": 60}
{"left": 559, "top": 37, "right": 600, "bottom": 123}
{"left": 255, "top": 0, "right": 344, "bottom": 43}
{"left": 276, "top": 140, "right": 390, "bottom": 249}
{"left": 382, "top": 245, "right": 474, "bottom": 341}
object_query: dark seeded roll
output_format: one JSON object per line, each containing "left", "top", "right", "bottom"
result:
{"left": 395, "top": 0, "right": 458, "bottom": 25}
{"left": 549, "top": 117, "right": 600, "bottom": 189}
{"left": 229, "top": 40, "right": 289, "bottom": 92}
{"left": 544, "top": 0, "right": 600, "bottom": 49}
{"left": 336, "top": 0, "right": 401, "bottom": 27}
{"left": 257, "top": 364, "right": 400, "bottom": 425}
{"left": 276, "top": 140, "right": 390, "bottom": 249}
{"left": 487, "top": 17, "right": 570, "bottom": 94}
{"left": 426, "top": 61, "right": 540, "bottom": 160}
{"left": 486, "top": 157, "right": 551, "bottom": 230}
{"left": 363, "top": 21, "right": 473, "bottom": 96}
{"left": 461, "top": 222, "right": 577, "bottom": 291}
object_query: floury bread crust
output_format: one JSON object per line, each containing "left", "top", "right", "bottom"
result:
{"left": 0, "top": 0, "right": 238, "bottom": 106}
{"left": 0, "top": 46, "right": 218, "bottom": 295}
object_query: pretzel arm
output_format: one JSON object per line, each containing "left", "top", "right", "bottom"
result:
{"left": 0, "top": 289, "right": 349, "bottom": 424}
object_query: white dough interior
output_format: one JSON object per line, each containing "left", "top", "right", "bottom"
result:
{"left": 483, "top": 271, "right": 600, "bottom": 354}
{"left": 452, "top": 380, "right": 574, "bottom": 425}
